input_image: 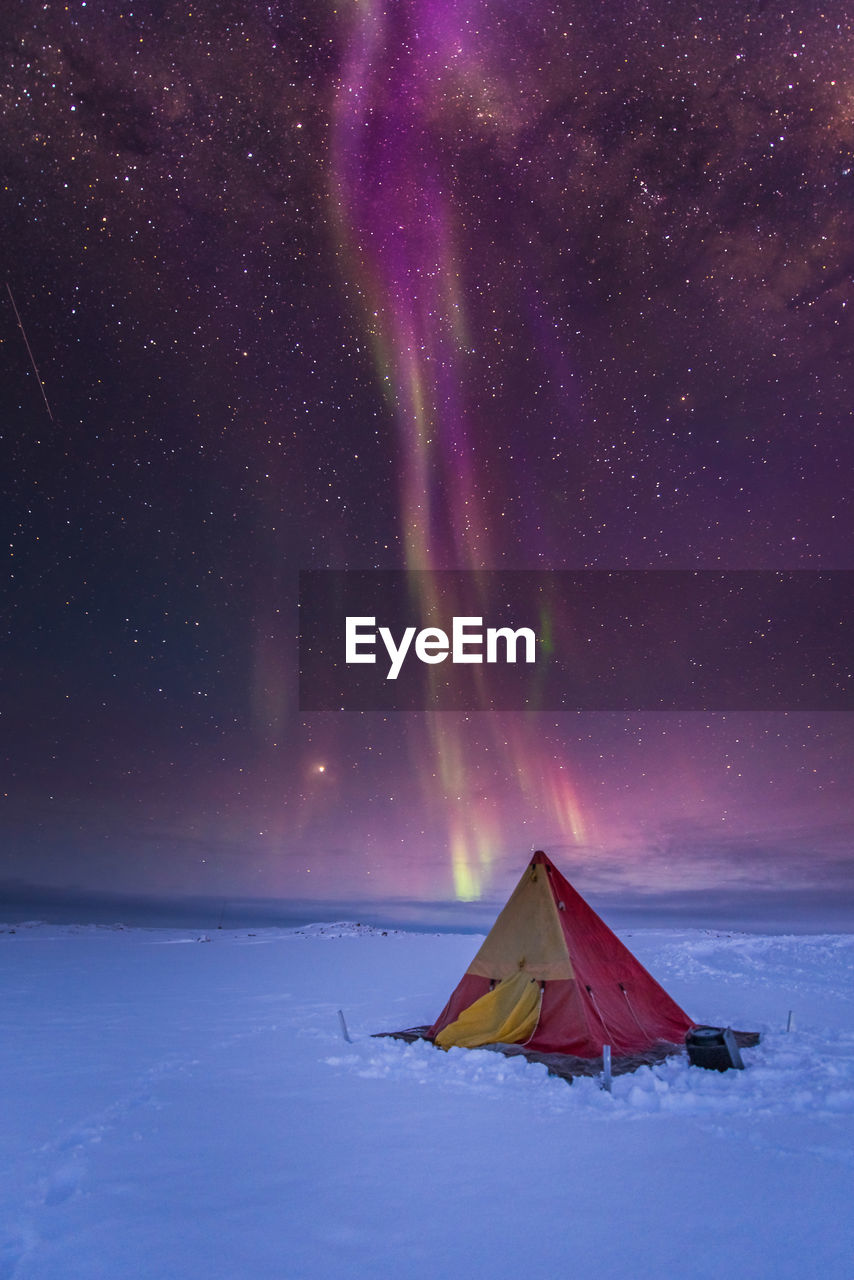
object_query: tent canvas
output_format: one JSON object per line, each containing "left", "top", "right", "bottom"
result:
{"left": 428, "top": 851, "right": 695, "bottom": 1058}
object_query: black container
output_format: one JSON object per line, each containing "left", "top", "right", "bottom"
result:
{"left": 686, "top": 1025, "right": 745, "bottom": 1071}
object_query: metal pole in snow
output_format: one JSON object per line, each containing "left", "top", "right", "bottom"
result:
{"left": 786, "top": 1010, "right": 794, "bottom": 1033}
{"left": 337, "top": 1009, "right": 352, "bottom": 1043}
{"left": 602, "top": 1044, "right": 612, "bottom": 1092}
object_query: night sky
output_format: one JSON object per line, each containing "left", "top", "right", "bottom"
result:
{"left": 2, "top": 1, "right": 853, "bottom": 923}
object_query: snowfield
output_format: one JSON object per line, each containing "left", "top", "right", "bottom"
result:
{"left": 1, "top": 921, "right": 853, "bottom": 1279}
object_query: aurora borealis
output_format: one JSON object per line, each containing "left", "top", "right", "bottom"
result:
{"left": 2, "top": 1, "right": 853, "bottom": 923}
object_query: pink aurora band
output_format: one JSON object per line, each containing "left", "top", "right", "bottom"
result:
{"left": 329, "top": 1, "right": 587, "bottom": 898}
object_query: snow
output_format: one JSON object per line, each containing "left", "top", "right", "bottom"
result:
{"left": 1, "top": 922, "right": 853, "bottom": 1278}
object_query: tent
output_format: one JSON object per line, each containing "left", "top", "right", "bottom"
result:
{"left": 428, "top": 851, "right": 694, "bottom": 1057}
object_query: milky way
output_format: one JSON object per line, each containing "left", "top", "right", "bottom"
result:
{"left": 2, "top": 2, "right": 853, "bottom": 915}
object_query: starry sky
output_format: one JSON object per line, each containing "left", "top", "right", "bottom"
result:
{"left": 2, "top": 0, "right": 853, "bottom": 924}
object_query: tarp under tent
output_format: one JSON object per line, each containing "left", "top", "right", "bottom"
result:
{"left": 427, "top": 851, "right": 695, "bottom": 1059}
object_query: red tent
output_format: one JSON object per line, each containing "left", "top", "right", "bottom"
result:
{"left": 429, "top": 851, "right": 694, "bottom": 1057}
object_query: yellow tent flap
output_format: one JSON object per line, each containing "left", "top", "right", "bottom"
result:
{"left": 435, "top": 970, "right": 542, "bottom": 1050}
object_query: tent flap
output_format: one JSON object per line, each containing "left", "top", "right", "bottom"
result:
{"left": 435, "top": 969, "right": 542, "bottom": 1049}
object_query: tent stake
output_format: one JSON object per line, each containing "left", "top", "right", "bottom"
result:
{"left": 337, "top": 1009, "right": 353, "bottom": 1043}
{"left": 602, "top": 1044, "right": 612, "bottom": 1092}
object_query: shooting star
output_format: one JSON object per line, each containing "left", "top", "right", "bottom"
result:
{"left": 6, "top": 282, "right": 54, "bottom": 422}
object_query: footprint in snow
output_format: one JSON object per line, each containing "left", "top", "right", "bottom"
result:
{"left": 41, "top": 1157, "right": 86, "bottom": 1207}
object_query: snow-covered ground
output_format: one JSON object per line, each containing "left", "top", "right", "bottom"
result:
{"left": 1, "top": 921, "right": 853, "bottom": 1279}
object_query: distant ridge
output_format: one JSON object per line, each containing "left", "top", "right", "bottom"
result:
{"left": 1, "top": 881, "right": 852, "bottom": 934}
